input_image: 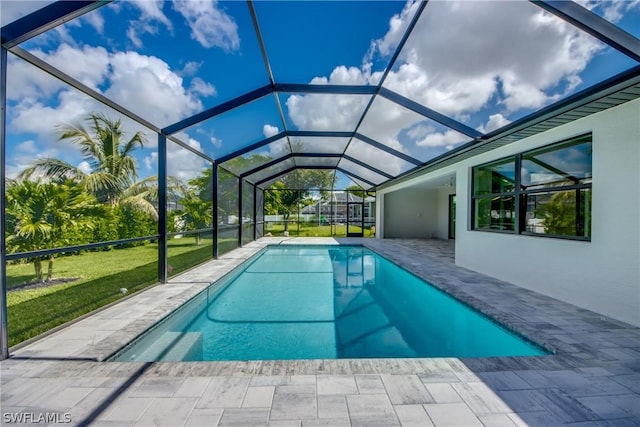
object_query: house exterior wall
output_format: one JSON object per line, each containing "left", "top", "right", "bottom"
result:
{"left": 383, "top": 188, "right": 438, "bottom": 238}
{"left": 378, "top": 99, "right": 640, "bottom": 326}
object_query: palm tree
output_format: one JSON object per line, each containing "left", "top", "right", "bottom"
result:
{"left": 6, "top": 179, "right": 102, "bottom": 282}
{"left": 180, "top": 192, "right": 213, "bottom": 245}
{"left": 20, "top": 113, "right": 158, "bottom": 218}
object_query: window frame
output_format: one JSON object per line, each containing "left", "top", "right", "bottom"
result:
{"left": 471, "top": 134, "right": 592, "bottom": 241}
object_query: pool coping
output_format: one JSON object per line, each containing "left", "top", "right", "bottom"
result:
{"left": 8, "top": 237, "right": 637, "bottom": 372}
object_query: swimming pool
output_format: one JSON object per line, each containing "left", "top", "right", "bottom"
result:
{"left": 112, "top": 245, "right": 546, "bottom": 361}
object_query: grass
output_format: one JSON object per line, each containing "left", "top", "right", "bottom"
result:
{"left": 5, "top": 236, "right": 236, "bottom": 346}
{"left": 265, "top": 223, "right": 375, "bottom": 237}
{"left": 4, "top": 226, "right": 361, "bottom": 347}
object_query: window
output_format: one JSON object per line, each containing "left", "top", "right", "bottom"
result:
{"left": 472, "top": 134, "right": 592, "bottom": 240}
{"left": 472, "top": 158, "right": 516, "bottom": 231}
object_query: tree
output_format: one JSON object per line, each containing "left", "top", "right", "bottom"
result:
{"left": 5, "top": 179, "right": 103, "bottom": 282}
{"left": 345, "top": 184, "right": 364, "bottom": 195}
{"left": 180, "top": 192, "right": 213, "bottom": 245}
{"left": 540, "top": 190, "right": 590, "bottom": 237}
{"left": 19, "top": 113, "right": 163, "bottom": 225}
{"left": 265, "top": 170, "right": 334, "bottom": 231}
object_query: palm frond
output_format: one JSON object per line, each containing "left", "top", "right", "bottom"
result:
{"left": 120, "top": 195, "right": 159, "bottom": 221}
{"left": 57, "top": 122, "right": 103, "bottom": 164}
{"left": 18, "top": 158, "right": 84, "bottom": 183}
{"left": 121, "top": 130, "right": 146, "bottom": 157}
{"left": 83, "top": 172, "right": 121, "bottom": 198}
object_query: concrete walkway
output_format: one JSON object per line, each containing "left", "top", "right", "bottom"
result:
{"left": 1, "top": 238, "right": 639, "bottom": 426}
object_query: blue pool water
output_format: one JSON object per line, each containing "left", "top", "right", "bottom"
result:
{"left": 113, "top": 245, "right": 546, "bottom": 361}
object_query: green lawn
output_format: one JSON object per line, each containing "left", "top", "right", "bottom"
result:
{"left": 5, "top": 236, "right": 236, "bottom": 346}
{"left": 4, "top": 226, "right": 366, "bottom": 347}
{"left": 264, "top": 223, "right": 375, "bottom": 237}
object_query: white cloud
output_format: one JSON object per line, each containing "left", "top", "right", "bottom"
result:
{"left": 406, "top": 124, "right": 434, "bottom": 140}
{"left": 132, "top": 0, "right": 172, "bottom": 28}
{"left": 64, "top": 9, "right": 105, "bottom": 35}
{"left": 17, "top": 139, "right": 37, "bottom": 152}
{"left": 77, "top": 161, "right": 92, "bottom": 174}
{"left": 262, "top": 124, "right": 280, "bottom": 138}
{"left": 144, "top": 152, "right": 157, "bottom": 172}
{"left": 6, "top": 138, "right": 64, "bottom": 179}
{"left": 296, "top": 67, "right": 379, "bottom": 129}
{"left": 286, "top": 91, "right": 370, "bottom": 132}
{"left": 82, "top": 10, "right": 105, "bottom": 34}
{"left": 189, "top": 77, "right": 217, "bottom": 97}
{"left": 169, "top": 153, "right": 206, "bottom": 181}
{"left": 172, "top": 0, "right": 240, "bottom": 51}
{"left": 379, "top": 1, "right": 603, "bottom": 116}
{"left": 283, "top": 0, "right": 609, "bottom": 167}
{"left": 10, "top": 90, "right": 99, "bottom": 138}
{"left": 126, "top": 27, "right": 144, "bottom": 49}
{"left": 8, "top": 44, "right": 205, "bottom": 154}
{"left": 125, "top": 0, "right": 173, "bottom": 48}
{"left": 6, "top": 56, "right": 65, "bottom": 101}
{"left": 577, "top": 0, "right": 640, "bottom": 23}
{"left": 104, "top": 50, "right": 203, "bottom": 126}
{"left": 414, "top": 130, "right": 467, "bottom": 150}
{"left": 27, "top": 44, "right": 111, "bottom": 91}
{"left": 181, "top": 61, "right": 203, "bottom": 76}
{"left": 477, "top": 114, "right": 512, "bottom": 134}
{"left": 153, "top": 136, "right": 208, "bottom": 181}
{"left": 369, "top": 0, "right": 421, "bottom": 58}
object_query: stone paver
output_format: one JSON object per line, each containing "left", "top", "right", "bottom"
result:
{"left": 423, "top": 402, "right": 483, "bottom": 426}
{"left": 394, "top": 404, "right": 434, "bottom": 426}
{"left": 1, "top": 238, "right": 639, "bottom": 426}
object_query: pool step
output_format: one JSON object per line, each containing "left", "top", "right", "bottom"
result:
{"left": 135, "top": 331, "right": 203, "bottom": 361}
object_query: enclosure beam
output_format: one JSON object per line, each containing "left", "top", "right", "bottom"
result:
{"left": 163, "top": 85, "right": 273, "bottom": 135}
{"left": 379, "top": 88, "right": 483, "bottom": 139}
{"left": 336, "top": 168, "right": 377, "bottom": 188}
{"left": 533, "top": 0, "right": 640, "bottom": 63}
{"left": 275, "top": 83, "right": 377, "bottom": 95}
{"left": 215, "top": 132, "right": 286, "bottom": 164}
{"left": 212, "top": 165, "right": 219, "bottom": 259}
{"left": 253, "top": 184, "right": 258, "bottom": 241}
{"left": 1, "top": 1, "right": 109, "bottom": 48}
{"left": 338, "top": 1, "right": 429, "bottom": 167}
{"left": 287, "top": 130, "right": 353, "bottom": 138}
{"left": 240, "top": 153, "right": 342, "bottom": 180}
{"left": 342, "top": 155, "right": 394, "bottom": 179}
{"left": 0, "top": 47, "right": 9, "bottom": 359}
{"left": 157, "top": 134, "right": 168, "bottom": 283}
{"left": 238, "top": 176, "right": 243, "bottom": 247}
{"left": 247, "top": 1, "right": 294, "bottom": 159}
{"left": 354, "top": 133, "right": 422, "bottom": 165}
{"left": 218, "top": 130, "right": 412, "bottom": 176}
{"left": 254, "top": 165, "right": 373, "bottom": 188}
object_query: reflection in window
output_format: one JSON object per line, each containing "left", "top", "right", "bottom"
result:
{"left": 521, "top": 136, "right": 592, "bottom": 190}
{"left": 474, "top": 197, "right": 515, "bottom": 231}
{"left": 524, "top": 189, "right": 591, "bottom": 238}
{"left": 472, "top": 134, "right": 592, "bottom": 240}
{"left": 473, "top": 159, "right": 516, "bottom": 195}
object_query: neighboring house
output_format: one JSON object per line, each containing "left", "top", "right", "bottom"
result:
{"left": 300, "top": 191, "right": 376, "bottom": 224}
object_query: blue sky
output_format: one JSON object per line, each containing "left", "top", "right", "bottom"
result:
{"left": 2, "top": 0, "right": 639, "bottom": 189}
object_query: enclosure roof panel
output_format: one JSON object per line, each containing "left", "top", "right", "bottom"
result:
{"left": 2, "top": 0, "right": 639, "bottom": 191}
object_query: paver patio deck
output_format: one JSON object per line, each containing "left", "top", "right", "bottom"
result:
{"left": 1, "top": 238, "right": 639, "bottom": 426}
